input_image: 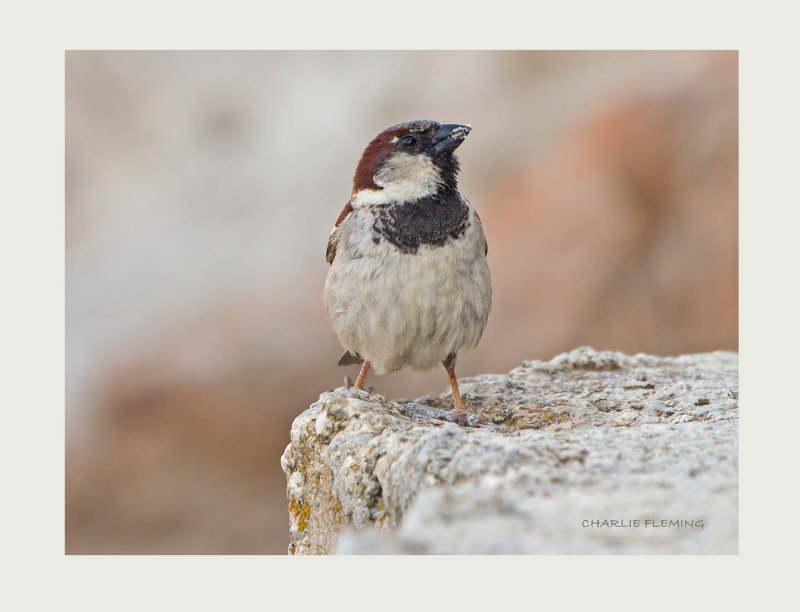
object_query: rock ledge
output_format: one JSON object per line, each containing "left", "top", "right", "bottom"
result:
{"left": 280, "top": 347, "right": 738, "bottom": 554}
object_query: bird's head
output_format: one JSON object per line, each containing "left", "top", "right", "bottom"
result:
{"left": 352, "top": 120, "right": 471, "bottom": 205}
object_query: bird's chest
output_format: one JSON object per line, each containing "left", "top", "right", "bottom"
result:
{"left": 364, "top": 238, "right": 471, "bottom": 293}
{"left": 334, "top": 208, "right": 482, "bottom": 305}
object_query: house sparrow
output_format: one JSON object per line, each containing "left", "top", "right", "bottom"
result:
{"left": 323, "top": 120, "right": 491, "bottom": 424}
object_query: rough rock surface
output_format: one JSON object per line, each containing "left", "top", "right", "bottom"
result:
{"left": 280, "top": 347, "right": 738, "bottom": 554}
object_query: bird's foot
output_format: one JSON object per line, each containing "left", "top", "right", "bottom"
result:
{"left": 343, "top": 376, "right": 374, "bottom": 393}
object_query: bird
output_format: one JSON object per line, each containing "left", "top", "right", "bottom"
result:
{"left": 323, "top": 120, "right": 491, "bottom": 424}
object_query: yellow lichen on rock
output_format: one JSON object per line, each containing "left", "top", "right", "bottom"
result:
{"left": 288, "top": 498, "right": 310, "bottom": 532}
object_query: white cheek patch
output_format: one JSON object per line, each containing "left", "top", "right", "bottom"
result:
{"left": 365, "top": 152, "right": 442, "bottom": 204}
{"left": 391, "top": 136, "right": 399, "bottom": 144}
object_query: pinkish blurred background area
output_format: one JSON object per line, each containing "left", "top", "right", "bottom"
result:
{"left": 66, "top": 51, "right": 737, "bottom": 554}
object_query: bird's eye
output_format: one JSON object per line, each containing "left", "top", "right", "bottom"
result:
{"left": 399, "top": 135, "right": 417, "bottom": 148}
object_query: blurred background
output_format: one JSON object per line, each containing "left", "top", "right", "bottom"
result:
{"left": 66, "top": 51, "right": 737, "bottom": 554}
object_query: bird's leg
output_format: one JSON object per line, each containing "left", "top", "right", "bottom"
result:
{"left": 354, "top": 361, "right": 371, "bottom": 389}
{"left": 443, "top": 353, "right": 467, "bottom": 424}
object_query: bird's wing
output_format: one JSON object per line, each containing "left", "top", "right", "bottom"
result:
{"left": 476, "top": 211, "right": 488, "bottom": 256}
{"left": 326, "top": 200, "right": 354, "bottom": 264}
{"left": 325, "top": 228, "right": 340, "bottom": 264}
{"left": 462, "top": 194, "right": 488, "bottom": 256}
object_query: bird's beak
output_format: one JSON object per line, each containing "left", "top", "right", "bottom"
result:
{"left": 431, "top": 123, "right": 472, "bottom": 154}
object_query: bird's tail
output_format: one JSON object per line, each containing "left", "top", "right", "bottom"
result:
{"left": 338, "top": 351, "right": 364, "bottom": 366}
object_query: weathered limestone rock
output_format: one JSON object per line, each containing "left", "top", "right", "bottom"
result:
{"left": 280, "top": 347, "right": 738, "bottom": 554}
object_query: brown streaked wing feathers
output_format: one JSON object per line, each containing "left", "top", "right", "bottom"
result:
{"left": 326, "top": 201, "right": 354, "bottom": 264}
{"left": 335, "top": 201, "right": 353, "bottom": 227}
